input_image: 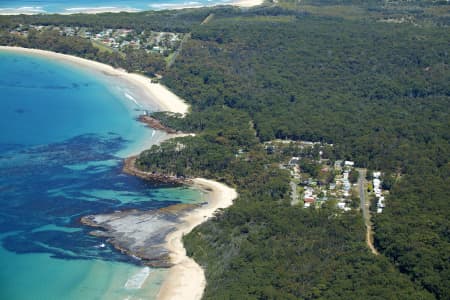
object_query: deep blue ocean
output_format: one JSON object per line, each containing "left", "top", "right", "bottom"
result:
{"left": 0, "top": 0, "right": 232, "bottom": 13}
{"left": 0, "top": 50, "right": 201, "bottom": 299}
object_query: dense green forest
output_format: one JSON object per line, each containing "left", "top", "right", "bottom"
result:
{"left": 0, "top": 9, "right": 210, "bottom": 32}
{"left": 0, "top": 8, "right": 213, "bottom": 75}
{"left": 1, "top": 1, "right": 449, "bottom": 299}
{"left": 137, "top": 122, "right": 435, "bottom": 299}
{"left": 153, "top": 2, "right": 450, "bottom": 299}
{"left": 138, "top": 109, "right": 433, "bottom": 299}
{"left": 163, "top": 14, "right": 449, "bottom": 171}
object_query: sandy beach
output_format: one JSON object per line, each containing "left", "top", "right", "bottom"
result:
{"left": 62, "top": 7, "right": 140, "bottom": 14}
{"left": 1, "top": 46, "right": 237, "bottom": 299}
{"left": 0, "top": 46, "right": 189, "bottom": 115}
{"left": 0, "top": 6, "right": 140, "bottom": 15}
{"left": 0, "top": 0, "right": 264, "bottom": 15}
{"left": 158, "top": 178, "right": 238, "bottom": 300}
{"left": 232, "top": 0, "right": 264, "bottom": 8}
{"left": 150, "top": 0, "right": 264, "bottom": 10}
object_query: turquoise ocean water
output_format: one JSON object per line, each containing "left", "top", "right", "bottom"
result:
{"left": 0, "top": 50, "right": 202, "bottom": 299}
{"left": 0, "top": 0, "right": 233, "bottom": 13}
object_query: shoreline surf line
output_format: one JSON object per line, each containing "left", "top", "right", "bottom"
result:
{"left": 0, "top": 45, "right": 238, "bottom": 300}
{"left": 157, "top": 178, "right": 238, "bottom": 300}
{"left": 0, "top": 46, "right": 189, "bottom": 116}
{"left": 0, "top": 0, "right": 264, "bottom": 15}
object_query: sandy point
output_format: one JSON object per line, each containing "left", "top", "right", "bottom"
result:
{"left": 157, "top": 178, "right": 238, "bottom": 300}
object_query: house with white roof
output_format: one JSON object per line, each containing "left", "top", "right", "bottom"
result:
{"left": 344, "top": 161, "right": 354, "bottom": 167}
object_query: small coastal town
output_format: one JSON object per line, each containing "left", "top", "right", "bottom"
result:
{"left": 266, "top": 140, "right": 385, "bottom": 212}
{"left": 8, "top": 24, "right": 183, "bottom": 55}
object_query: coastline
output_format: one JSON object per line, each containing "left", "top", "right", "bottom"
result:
{"left": 231, "top": 0, "right": 264, "bottom": 8}
{"left": 149, "top": 0, "right": 264, "bottom": 10}
{"left": 0, "top": 46, "right": 189, "bottom": 116}
{"left": 0, "top": 46, "right": 238, "bottom": 300}
{"left": 0, "top": 0, "right": 264, "bottom": 15}
{"left": 158, "top": 178, "right": 237, "bottom": 300}
{"left": 123, "top": 155, "right": 192, "bottom": 185}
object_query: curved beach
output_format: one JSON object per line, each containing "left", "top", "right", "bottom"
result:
{"left": 0, "top": 46, "right": 189, "bottom": 115}
{"left": 158, "top": 179, "right": 237, "bottom": 300}
{"left": 0, "top": 0, "right": 264, "bottom": 15}
{"left": 0, "top": 46, "right": 237, "bottom": 300}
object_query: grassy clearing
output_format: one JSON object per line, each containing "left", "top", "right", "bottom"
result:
{"left": 91, "top": 40, "right": 114, "bottom": 53}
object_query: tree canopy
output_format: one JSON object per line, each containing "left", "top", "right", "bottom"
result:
{"left": 2, "top": 2, "right": 449, "bottom": 298}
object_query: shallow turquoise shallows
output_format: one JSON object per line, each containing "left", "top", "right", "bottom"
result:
{"left": 0, "top": 50, "right": 201, "bottom": 300}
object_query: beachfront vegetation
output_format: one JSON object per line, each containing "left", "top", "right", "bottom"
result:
{"left": 0, "top": 9, "right": 210, "bottom": 32}
{"left": 146, "top": 2, "right": 450, "bottom": 299}
{"left": 0, "top": 27, "right": 166, "bottom": 76}
{"left": 1, "top": 1, "right": 449, "bottom": 299}
{"left": 0, "top": 8, "right": 210, "bottom": 76}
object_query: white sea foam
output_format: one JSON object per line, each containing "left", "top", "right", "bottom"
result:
{"left": 63, "top": 6, "right": 140, "bottom": 14}
{"left": 0, "top": 6, "right": 45, "bottom": 15}
{"left": 65, "top": 6, "right": 118, "bottom": 11}
{"left": 125, "top": 267, "right": 151, "bottom": 289}
{"left": 124, "top": 92, "right": 142, "bottom": 107}
{"left": 149, "top": 2, "right": 202, "bottom": 10}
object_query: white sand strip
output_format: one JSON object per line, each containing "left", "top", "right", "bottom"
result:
{"left": 232, "top": 0, "right": 264, "bottom": 7}
{"left": 62, "top": 7, "right": 140, "bottom": 14}
{"left": 158, "top": 178, "right": 237, "bottom": 300}
{"left": 150, "top": 0, "right": 264, "bottom": 10}
{"left": 0, "top": 0, "right": 263, "bottom": 16}
{"left": 0, "top": 46, "right": 189, "bottom": 115}
{"left": 0, "top": 46, "right": 237, "bottom": 300}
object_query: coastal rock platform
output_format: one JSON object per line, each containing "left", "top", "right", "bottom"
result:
{"left": 80, "top": 203, "right": 197, "bottom": 268}
{"left": 123, "top": 156, "right": 191, "bottom": 185}
{"left": 137, "top": 115, "right": 179, "bottom": 134}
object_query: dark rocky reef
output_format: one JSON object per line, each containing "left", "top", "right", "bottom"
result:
{"left": 137, "top": 115, "right": 178, "bottom": 134}
{"left": 123, "top": 156, "right": 191, "bottom": 185}
{"left": 80, "top": 203, "right": 196, "bottom": 268}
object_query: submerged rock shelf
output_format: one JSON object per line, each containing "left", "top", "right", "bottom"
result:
{"left": 80, "top": 203, "right": 197, "bottom": 268}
